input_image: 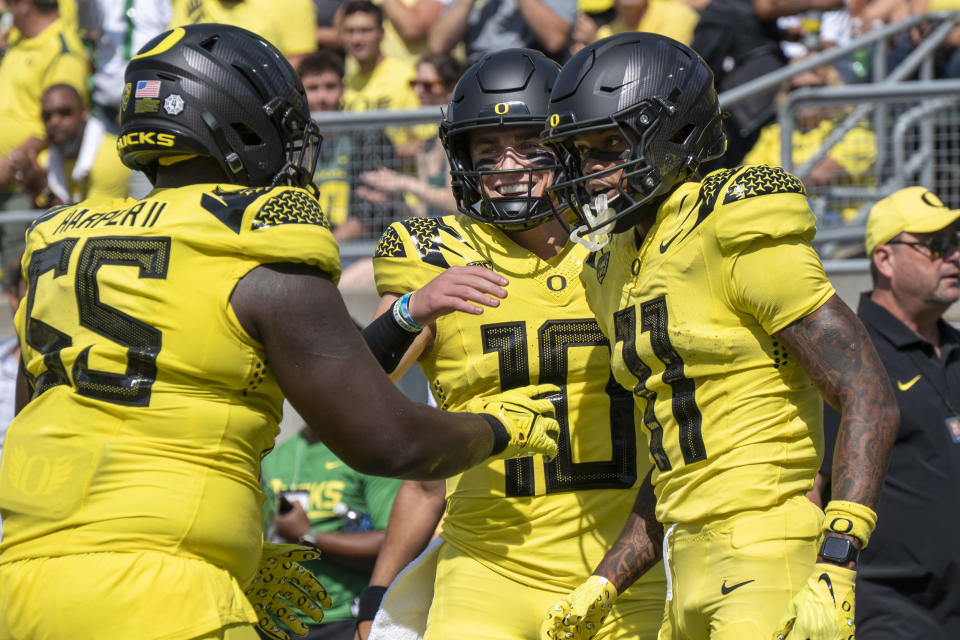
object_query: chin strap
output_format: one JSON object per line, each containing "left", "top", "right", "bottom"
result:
{"left": 570, "top": 193, "right": 617, "bottom": 251}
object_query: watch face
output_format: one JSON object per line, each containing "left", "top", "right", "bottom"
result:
{"left": 822, "top": 536, "right": 855, "bottom": 562}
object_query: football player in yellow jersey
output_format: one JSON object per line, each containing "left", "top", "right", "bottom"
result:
{"left": 0, "top": 24, "right": 562, "bottom": 640}
{"left": 538, "top": 33, "right": 900, "bottom": 640}
{"left": 352, "top": 49, "right": 665, "bottom": 640}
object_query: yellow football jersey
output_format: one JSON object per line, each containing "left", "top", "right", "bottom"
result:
{"left": 0, "top": 184, "right": 339, "bottom": 586}
{"left": 374, "top": 215, "right": 662, "bottom": 598}
{"left": 581, "top": 165, "right": 835, "bottom": 526}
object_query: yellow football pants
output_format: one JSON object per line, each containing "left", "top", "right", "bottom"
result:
{"left": 658, "top": 495, "right": 823, "bottom": 640}
{"left": 0, "top": 551, "right": 258, "bottom": 640}
{"left": 425, "top": 542, "right": 664, "bottom": 639}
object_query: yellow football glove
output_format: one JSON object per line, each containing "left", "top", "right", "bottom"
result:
{"left": 540, "top": 575, "right": 618, "bottom": 640}
{"left": 466, "top": 383, "right": 560, "bottom": 462}
{"left": 774, "top": 563, "right": 856, "bottom": 640}
{"left": 244, "top": 542, "right": 333, "bottom": 640}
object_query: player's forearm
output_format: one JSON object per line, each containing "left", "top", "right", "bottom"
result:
{"left": 304, "top": 399, "right": 497, "bottom": 480}
{"left": 515, "top": 0, "right": 572, "bottom": 54}
{"left": 369, "top": 480, "right": 445, "bottom": 586}
{"left": 830, "top": 396, "right": 898, "bottom": 509}
{"left": 394, "top": 409, "right": 499, "bottom": 478}
{"left": 241, "top": 264, "right": 499, "bottom": 480}
{"left": 594, "top": 470, "right": 662, "bottom": 593}
{"left": 304, "top": 381, "right": 498, "bottom": 479}
{"left": 306, "top": 337, "right": 495, "bottom": 479}
{"left": 774, "top": 295, "right": 899, "bottom": 510}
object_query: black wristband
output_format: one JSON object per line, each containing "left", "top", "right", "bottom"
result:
{"left": 356, "top": 585, "right": 388, "bottom": 622}
{"left": 360, "top": 307, "right": 420, "bottom": 374}
{"left": 479, "top": 413, "right": 510, "bottom": 456}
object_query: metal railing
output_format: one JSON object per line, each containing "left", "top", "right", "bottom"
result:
{"left": 718, "top": 11, "right": 960, "bottom": 109}
{"left": 715, "top": 11, "right": 960, "bottom": 257}
{"left": 7, "top": 13, "right": 960, "bottom": 261}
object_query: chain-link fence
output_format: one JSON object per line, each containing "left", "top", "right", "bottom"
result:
{"left": 779, "top": 80, "right": 960, "bottom": 258}
{"left": 311, "top": 107, "right": 446, "bottom": 259}
{"left": 719, "top": 11, "right": 960, "bottom": 260}
{"left": 6, "top": 17, "right": 960, "bottom": 263}
{"left": 0, "top": 106, "right": 448, "bottom": 261}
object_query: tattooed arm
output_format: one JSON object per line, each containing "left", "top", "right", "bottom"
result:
{"left": 540, "top": 470, "right": 661, "bottom": 640}
{"left": 770, "top": 294, "right": 897, "bottom": 637}
{"left": 593, "top": 468, "right": 662, "bottom": 591}
{"left": 774, "top": 294, "right": 899, "bottom": 514}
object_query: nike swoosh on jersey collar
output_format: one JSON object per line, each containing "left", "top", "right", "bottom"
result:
{"left": 659, "top": 195, "right": 692, "bottom": 254}
{"left": 897, "top": 375, "right": 922, "bottom": 391}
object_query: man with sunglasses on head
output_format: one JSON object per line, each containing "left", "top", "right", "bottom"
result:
{"left": 356, "top": 48, "right": 665, "bottom": 640}
{"left": 0, "top": 25, "right": 563, "bottom": 640}
{"left": 813, "top": 187, "right": 960, "bottom": 639}
{"left": 538, "top": 32, "right": 899, "bottom": 640}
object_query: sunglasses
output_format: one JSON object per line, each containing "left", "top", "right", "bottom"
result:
{"left": 409, "top": 79, "right": 446, "bottom": 91}
{"left": 887, "top": 233, "right": 960, "bottom": 259}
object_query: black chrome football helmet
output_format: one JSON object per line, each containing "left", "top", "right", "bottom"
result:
{"left": 118, "top": 24, "right": 321, "bottom": 189}
{"left": 542, "top": 33, "right": 726, "bottom": 244}
{"left": 440, "top": 48, "right": 561, "bottom": 230}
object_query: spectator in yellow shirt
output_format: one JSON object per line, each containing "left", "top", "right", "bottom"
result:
{"left": 170, "top": 0, "right": 317, "bottom": 66}
{"left": 12, "top": 84, "right": 130, "bottom": 208}
{"left": 359, "top": 52, "right": 460, "bottom": 217}
{"left": 340, "top": 0, "right": 421, "bottom": 150}
{"left": 341, "top": 0, "right": 419, "bottom": 112}
{"left": 297, "top": 50, "right": 403, "bottom": 244}
{"left": 743, "top": 62, "right": 876, "bottom": 223}
{"left": 0, "top": 0, "right": 88, "bottom": 208}
{"left": 595, "top": 0, "right": 699, "bottom": 45}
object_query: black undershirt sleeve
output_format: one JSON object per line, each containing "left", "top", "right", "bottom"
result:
{"left": 360, "top": 307, "right": 419, "bottom": 374}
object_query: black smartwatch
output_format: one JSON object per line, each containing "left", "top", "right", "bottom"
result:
{"left": 820, "top": 535, "right": 860, "bottom": 566}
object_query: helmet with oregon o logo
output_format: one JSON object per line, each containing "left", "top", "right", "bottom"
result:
{"left": 542, "top": 32, "right": 726, "bottom": 235}
{"left": 118, "top": 23, "right": 321, "bottom": 189}
{"left": 440, "top": 48, "right": 561, "bottom": 230}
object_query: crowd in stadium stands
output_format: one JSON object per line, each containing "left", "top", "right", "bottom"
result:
{"left": 2, "top": 0, "right": 960, "bottom": 252}
{"left": 742, "top": 58, "right": 878, "bottom": 224}
{"left": 1, "top": 0, "right": 960, "bottom": 635}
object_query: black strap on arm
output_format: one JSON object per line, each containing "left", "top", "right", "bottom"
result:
{"left": 360, "top": 303, "right": 420, "bottom": 374}
{"left": 478, "top": 413, "right": 509, "bottom": 456}
{"left": 356, "top": 585, "right": 388, "bottom": 622}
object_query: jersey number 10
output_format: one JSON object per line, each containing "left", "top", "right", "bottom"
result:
{"left": 481, "top": 318, "right": 637, "bottom": 497}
